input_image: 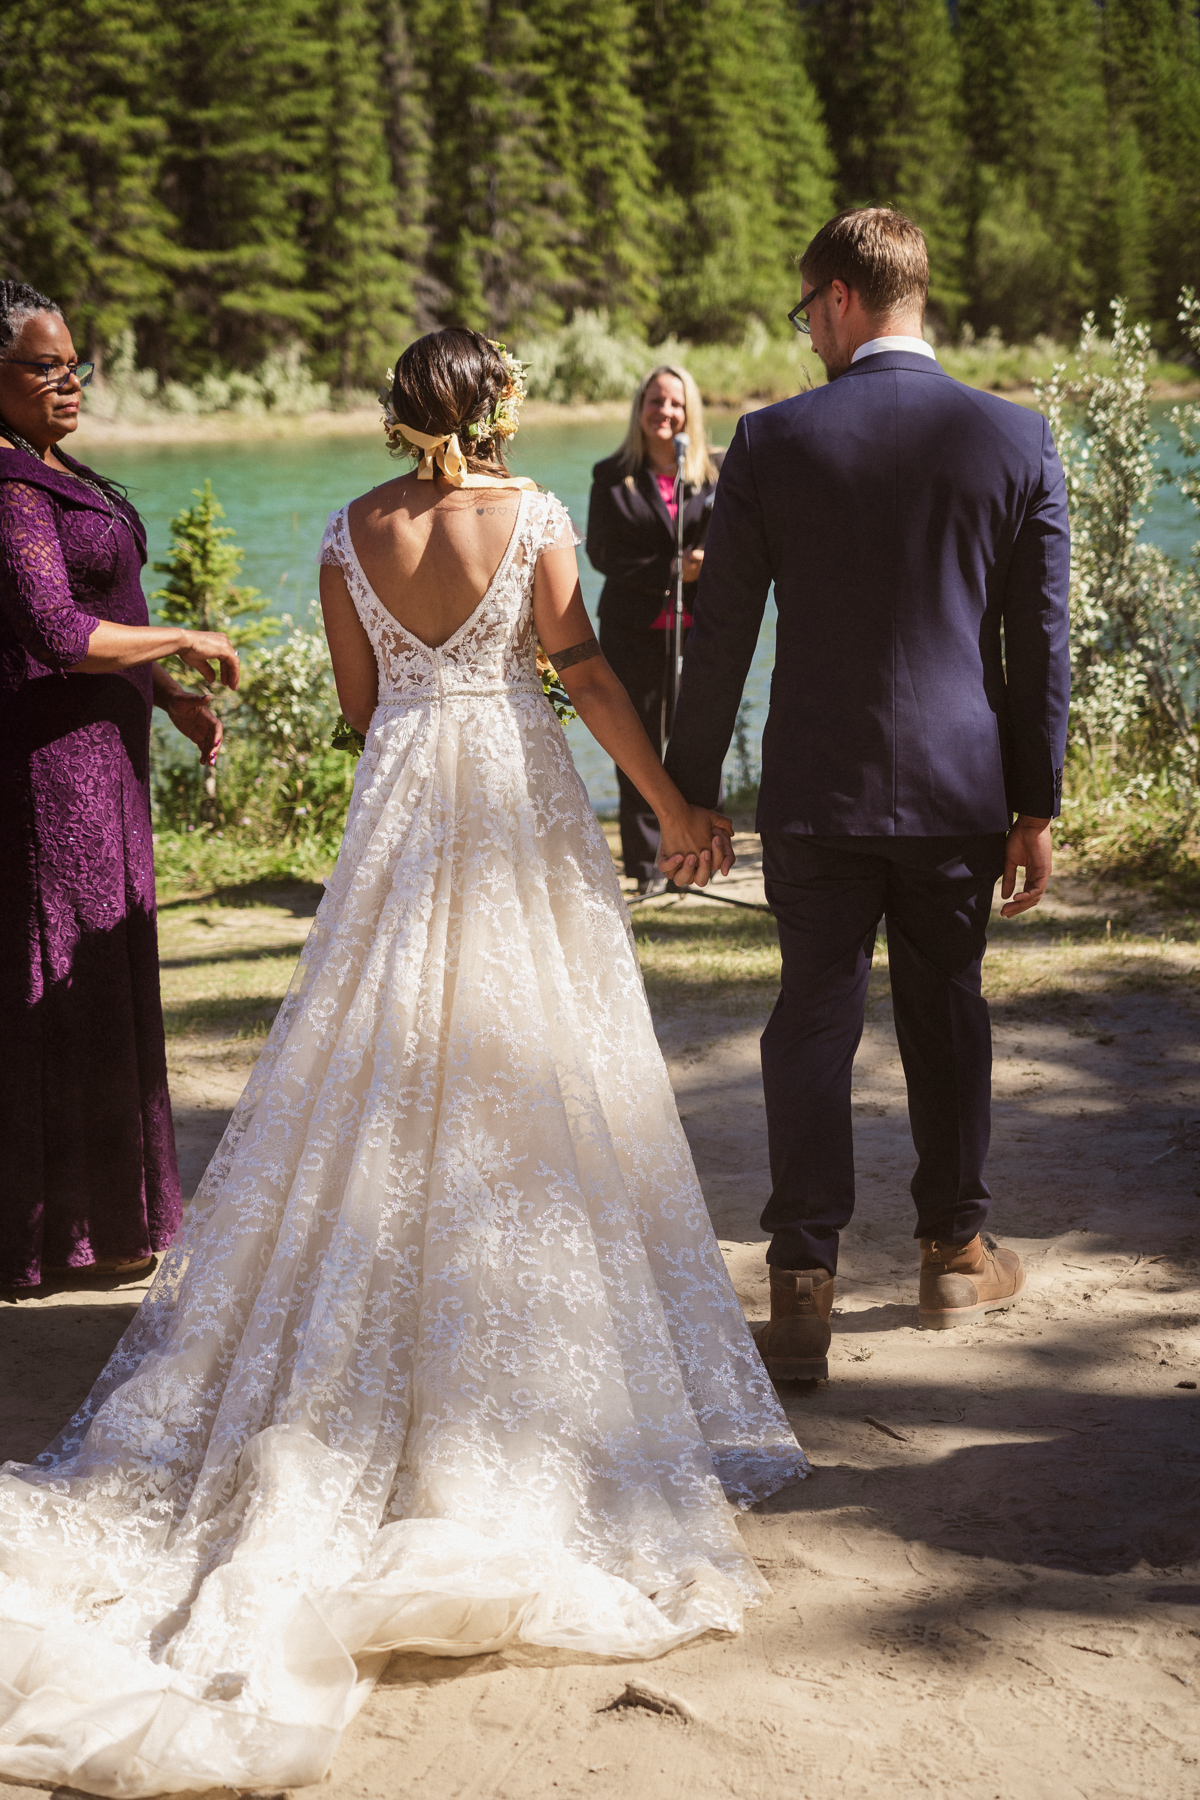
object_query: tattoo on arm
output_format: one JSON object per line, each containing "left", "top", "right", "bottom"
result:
{"left": 548, "top": 638, "right": 602, "bottom": 671}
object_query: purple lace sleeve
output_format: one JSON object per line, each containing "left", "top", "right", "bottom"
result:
{"left": 0, "top": 479, "right": 99, "bottom": 670}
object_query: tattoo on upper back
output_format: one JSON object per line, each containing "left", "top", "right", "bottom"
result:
{"left": 548, "top": 638, "right": 602, "bottom": 671}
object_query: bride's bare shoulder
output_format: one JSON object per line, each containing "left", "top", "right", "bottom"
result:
{"left": 346, "top": 472, "right": 427, "bottom": 529}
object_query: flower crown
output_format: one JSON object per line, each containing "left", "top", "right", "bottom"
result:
{"left": 380, "top": 339, "right": 528, "bottom": 458}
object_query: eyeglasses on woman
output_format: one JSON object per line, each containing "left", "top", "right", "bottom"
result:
{"left": 0, "top": 357, "right": 95, "bottom": 390}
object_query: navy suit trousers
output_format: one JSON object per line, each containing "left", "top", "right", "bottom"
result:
{"left": 759, "top": 831, "right": 1007, "bottom": 1274}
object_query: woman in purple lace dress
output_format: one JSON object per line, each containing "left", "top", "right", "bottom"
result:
{"left": 0, "top": 283, "right": 239, "bottom": 1292}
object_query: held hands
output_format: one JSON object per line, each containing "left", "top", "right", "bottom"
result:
{"left": 657, "top": 806, "right": 735, "bottom": 888}
{"left": 1000, "top": 814, "right": 1053, "bottom": 918}
{"left": 167, "top": 690, "right": 224, "bottom": 766}
{"left": 671, "top": 548, "right": 704, "bottom": 584}
{"left": 179, "top": 630, "right": 240, "bottom": 691}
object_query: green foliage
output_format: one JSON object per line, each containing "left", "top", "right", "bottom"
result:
{"left": 531, "top": 0, "right": 660, "bottom": 330}
{"left": 1038, "top": 291, "right": 1200, "bottom": 872}
{"left": 5, "top": 1, "right": 1200, "bottom": 376}
{"left": 158, "top": 0, "right": 328, "bottom": 378}
{"left": 89, "top": 333, "right": 331, "bottom": 420}
{"left": 414, "top": 0, "right": 569, "bottom": 337}
{"left": 520, "top": 311, "right": 650, "bottom": 402}
{"left": 637, "top": 0, "right": 835, "bottom": 342}
{"left": 0, "top": 0, "right": 175, "bottom": 351}
{"left": 152, "top": 481, "right": 276, "bottom": 649}
{"left": 375, "top": 0, "right": 434, "bottom": 324}
{"left": 152, "top": 830, "right": 337, "bottom": 903}
{"left": 804, "top": 0, "right": 966, "bottom": 324}
{"left": 154, "top": 605, "right": 359, "bottom": 841}
{"left": 1099, "top": 0, "right": 1200, "bottom": 331}
{"left": 959, "top": 0, "right": 1111, "bottom": 340}
{"left": 310, "top": 0, "right": 415, "bottom": 389}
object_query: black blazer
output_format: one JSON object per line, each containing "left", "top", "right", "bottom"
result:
{"left": 585, "top": 451, "right": 722, "bottom": 632}
{"left": 663, "top": 352, "right": 1071, "bottom": 835}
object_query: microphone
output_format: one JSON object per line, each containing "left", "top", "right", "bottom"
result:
{"left": 673, "top": 431, "right": 689, "bottom": 464}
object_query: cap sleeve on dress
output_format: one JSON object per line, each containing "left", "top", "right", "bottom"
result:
{"left": 531, "top": 492, "right": 583, "bottom": 560}
{"left": 319, "top": 507, "right": 347, "bottom": 568}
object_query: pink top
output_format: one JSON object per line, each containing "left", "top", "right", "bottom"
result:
{"left": 654, "top": 469, "right": 678, "bottom": 521}
{"left": 650, "top": 469, "right": 691, "bottom": 631}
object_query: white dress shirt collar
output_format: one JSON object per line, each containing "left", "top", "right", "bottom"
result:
{"left": 851, "top": 335, "right": 938, "bottom": 364}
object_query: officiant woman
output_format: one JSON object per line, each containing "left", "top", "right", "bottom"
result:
{"left": 586, "top": 366, "right": 722, "bottom": 889}
{"left": 0, "top": 281, "right": 238, "bottom": 1292}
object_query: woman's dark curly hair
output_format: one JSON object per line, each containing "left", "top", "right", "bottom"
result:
{"left": 0, "top": 279, "right": 129, "bottom": 500}
{"left": 0, "top": 279, "right": 63, "bottom": 351}
{"left": 389, "top": 328, "right": 512, "bottom": 477}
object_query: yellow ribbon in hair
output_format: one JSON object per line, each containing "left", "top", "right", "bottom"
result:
{"left": 397, "top": 423, "right": 538, "bottom": 491}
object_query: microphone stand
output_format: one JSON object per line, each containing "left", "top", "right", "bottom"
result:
{"left": 629, "top": 432, "right": 769, "bottom": 912}
{"left": 664, "top": 431, "right": 688, "bottom": 750}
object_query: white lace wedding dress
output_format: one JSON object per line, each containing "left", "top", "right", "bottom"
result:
{"left": 0, "top": 488, "right": 805, "bottom": 1798}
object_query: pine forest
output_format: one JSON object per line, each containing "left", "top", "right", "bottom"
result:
{"left": 1, "top": 0, "right": 1199, "bottom": 388}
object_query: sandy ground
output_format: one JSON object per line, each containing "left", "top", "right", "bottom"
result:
{"left": 2, "top": 838, "right": 1199, "bottom": 1800}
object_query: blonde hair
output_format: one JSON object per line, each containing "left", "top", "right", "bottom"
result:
{"left": 618, "top": 364, "right": 717, "bottom": 487}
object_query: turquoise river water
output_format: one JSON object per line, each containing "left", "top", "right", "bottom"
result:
{"left": 91, "top": 406, "right": 1195, "bottom": 812}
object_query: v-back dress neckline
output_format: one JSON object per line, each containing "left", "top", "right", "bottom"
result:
{"left": 342, "top": 489, "right": 528, "bottom": 656}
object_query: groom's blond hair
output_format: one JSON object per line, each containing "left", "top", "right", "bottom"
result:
{"left": 799, "top": 208, "right": 928, "bottom": 320}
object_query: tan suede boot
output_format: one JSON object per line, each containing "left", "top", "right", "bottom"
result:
{"left": 918, "top": 1233, "right": 1025, "bottom": 1330}
{"left": 752, "top": 1268, "right": 836, "bottom": 1381}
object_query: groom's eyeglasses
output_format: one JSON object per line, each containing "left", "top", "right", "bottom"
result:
{"left": 787, "top": 282, "right": 832, "bottom": 335}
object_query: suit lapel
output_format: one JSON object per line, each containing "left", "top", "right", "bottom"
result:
{"left": 639, "top": 464, "right": 679, "bottom": 544}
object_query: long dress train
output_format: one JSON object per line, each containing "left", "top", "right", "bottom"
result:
{"left": 0, "top": 489, "right": 806, "bottom": 1798}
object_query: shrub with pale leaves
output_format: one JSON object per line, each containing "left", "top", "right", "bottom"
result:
{"left": 1036, "top": 291, "right": 1200, "bottom": 867}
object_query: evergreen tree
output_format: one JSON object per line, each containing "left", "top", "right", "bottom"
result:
{"left": 6, "top": 0, "right": 1200, "bottom": 370}
{"left": 804, "top": 0, "right": 966, "bottom": 323}
{"left": 152, "top": 481, "right": 276, "bottom": 650}
{"left": 0, "top": 0, "right": 175, "bottom": 358}
{"left": 375, "top": 0, "right": 440, "bottom": 329}
{"left": 530, "top": 0, "right": 661, "bottom": 330}
{"left": 161, "top": 0, "right": 328, "bottom": 379}
{"left": 958, "top": 0, "right": 1109, "bottom": 340}
{"left": 413, "top": 0, "right": 569, "bottom": 337}
{"left": 1100, "top": 0, "right": 1200, "bottom": 335}
{"left": 636, "top": 0, "right": 835, "bottom": 342}
{"left": 310, "top": 0, "right": 415, "bottom": 390}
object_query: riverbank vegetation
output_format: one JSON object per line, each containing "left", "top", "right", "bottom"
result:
{"left": 148, "top": 295, "right": 1200, "bottom": 898}
{"left": 73, "top": 311, "right": 1199, "bottom": 433}
{"left": 3, "top": 2, "right": 1199, "bottom": 403}
{"left": 1049, "top": 294, "right": 1200, "bottom": 887}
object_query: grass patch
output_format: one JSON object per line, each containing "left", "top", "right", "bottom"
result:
{"left": 983, "top": 936, "right": 1200, "bottom": 1017}
{"left": 162, "top": 996, "right": 286, "bottom": 1039}
{"left": 154, "top": 830, "right": 337, "bottom": 906}
{"left": 157, "top": 898, "right": 313, "bottom": 1040}
{"left": 630, "top": 901, "right": 781, "bottom": 1008}
{"left": 150, "top": 843, "right": 1200, "bottom": 1055}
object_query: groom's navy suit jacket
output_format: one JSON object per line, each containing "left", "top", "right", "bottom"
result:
{"left": 664, "top": 351, "right": 1071, "bottom": 835}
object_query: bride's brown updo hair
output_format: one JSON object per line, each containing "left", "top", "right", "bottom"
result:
{"left": 388, "top": 328, "right": 512, "bottom": 478}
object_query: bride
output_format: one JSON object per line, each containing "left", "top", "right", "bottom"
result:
{"left": 0, "top": 329, "right": 805, "bottom": 1798}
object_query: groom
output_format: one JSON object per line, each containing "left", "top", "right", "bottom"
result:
{"left": 663, "top": 208, "right": 1071, "bottom": 1381}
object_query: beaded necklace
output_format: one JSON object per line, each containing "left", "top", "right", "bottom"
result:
{"left": 0, "top": 414, "right": 124, "bottom": 536}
